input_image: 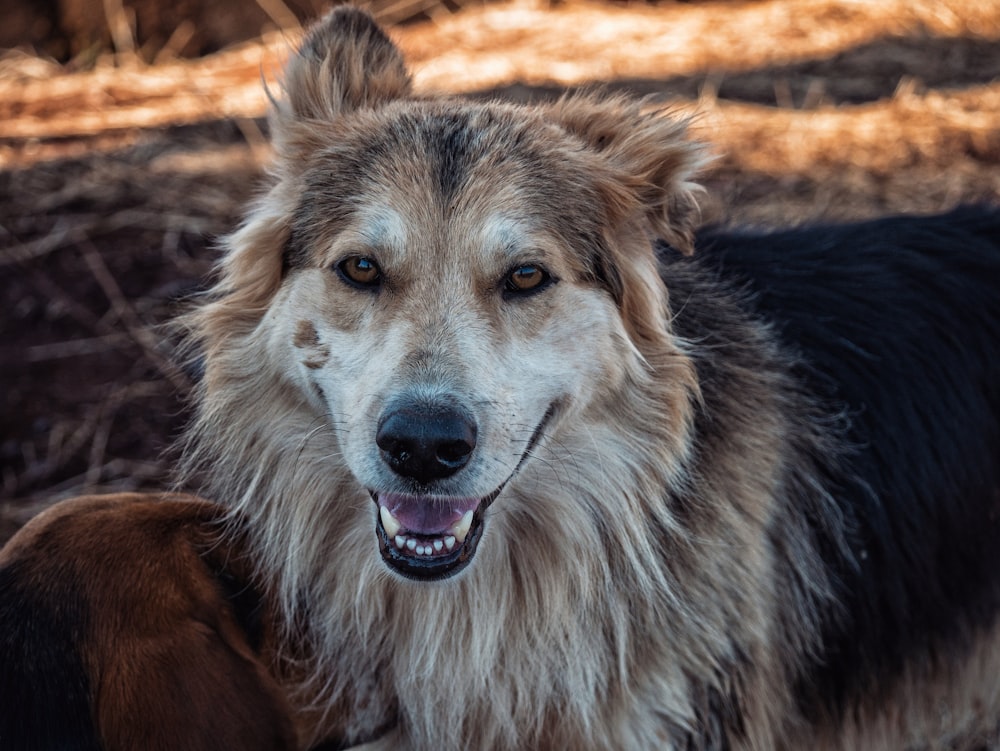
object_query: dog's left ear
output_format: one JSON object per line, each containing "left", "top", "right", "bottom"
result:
{"left": 278, "top": 7, "right": 411, "bottom": 124}
{"left": 549, "top": 94, "right": 705, "bottom": 254}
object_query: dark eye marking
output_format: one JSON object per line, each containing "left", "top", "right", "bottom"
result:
{"left": 335, "top": 255, "right": 383, "bottom": 290}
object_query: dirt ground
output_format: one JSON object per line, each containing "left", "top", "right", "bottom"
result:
{"left": 1, "top": 0, "right": 999, "bottom": 539}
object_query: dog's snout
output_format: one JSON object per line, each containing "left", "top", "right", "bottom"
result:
{"left": 376, "top": 405, "right": 477, "bottom": 483}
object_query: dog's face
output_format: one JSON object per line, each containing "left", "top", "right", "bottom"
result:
{"left": 282, "top": 109, "right": 635, "bottom": 580}
{"left": 215, "top": 9, "right": 702, "bottom": 582}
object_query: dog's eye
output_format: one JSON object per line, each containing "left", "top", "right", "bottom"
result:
{"left": 336, "top": 256, "right": 383, "bottom": 289}
{"left": 504, "top": 265, "right": 552, "bottom": 296}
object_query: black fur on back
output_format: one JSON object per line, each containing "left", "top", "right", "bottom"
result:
{"left": 661, "top": 205, "right": 1000, "bottom": 717}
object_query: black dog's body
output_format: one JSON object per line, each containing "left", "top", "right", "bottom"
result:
{"left": 664, "top": 205, "right": 1000, "bottom": 728}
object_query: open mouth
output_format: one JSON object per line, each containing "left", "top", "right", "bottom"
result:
{"left": 371, "top": 403, "right": 557, "bottom": 581}
{"left": 372, "top": 487, "right": 499, "bottom": 580}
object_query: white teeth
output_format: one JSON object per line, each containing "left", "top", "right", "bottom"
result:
{"left": 388, "top": 531, "right": 462, "bottom": 557}
{"left": 379, "top": 506, "right": 401, "bottom": 538}
{"left": 382, "top": 508, "right": 476, "bottom": 557}
{"left": 450, "top": 510, "right": 474, "bottom": 543}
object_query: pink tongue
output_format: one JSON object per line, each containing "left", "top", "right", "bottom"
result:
{"left": 380, "top": 493, "right": 480, "bottom": 535}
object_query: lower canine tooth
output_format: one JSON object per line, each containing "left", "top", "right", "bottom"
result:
{"left": 450, "top": 510, "right": 474, "bottom": 543}
{"left": 380, "top": 506, "right": 401, "bottom": 538}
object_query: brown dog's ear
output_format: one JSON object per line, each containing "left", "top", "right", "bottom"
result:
{"left": 549, "top": 94, "right": 705, "bottom": 255}
{"left": 279, "top": 7, "right": 411, "bottom": 123}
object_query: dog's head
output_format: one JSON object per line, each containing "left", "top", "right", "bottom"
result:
{"left": 200, "top": 8, "right": 703, "bottom": 583}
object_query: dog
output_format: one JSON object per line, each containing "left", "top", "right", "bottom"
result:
{"left": 2, "top": 7, "right": 1000, "bottom": 750}
{"left": 0, "top": 494, "right": 297, "bottom": 750}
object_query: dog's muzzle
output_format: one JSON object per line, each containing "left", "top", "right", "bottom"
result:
{"left": 370, "top": 402, "right": 558, "bottom": 580}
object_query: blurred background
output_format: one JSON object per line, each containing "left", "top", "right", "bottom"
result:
{"left": 1, "top": 0, "right": 998, "bottom": 540}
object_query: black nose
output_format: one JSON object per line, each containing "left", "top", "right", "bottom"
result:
{"left": 376, "top": 405, "right": 477, "bottom": 484}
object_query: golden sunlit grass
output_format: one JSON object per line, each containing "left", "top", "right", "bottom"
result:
{"left": 693, "top": 86, "right": 1000, "bottom": 222}
{"left": 402, "top": 0, "right": 1000, "bottom": 89}
{"left": 2, "top": 0, "right": 999, "bottom": 155}
{"left": 698, "top": 84, "right": 1000, "bottom": 176}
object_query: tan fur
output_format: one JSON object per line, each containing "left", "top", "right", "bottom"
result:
{"left": 801, "top": 626, "right": 1000, "bottom": 751}
{"left": 170, "top": 8, "right": 1000, "bottom": 751}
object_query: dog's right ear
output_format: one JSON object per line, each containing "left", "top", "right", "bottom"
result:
{"left": 278, "top": 7, "right": 411, "bottom": 124}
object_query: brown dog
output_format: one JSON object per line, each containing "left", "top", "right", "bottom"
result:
{"left": 0, "top": 494, "right": 295, "bottom": 750}
{"left": 3, "top": 7, "right": 1000, "bottom": 750}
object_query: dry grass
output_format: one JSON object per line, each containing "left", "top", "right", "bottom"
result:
{"left": 1, "top": 0, "right": 998, "bottom": 532}
{"left": 402, "top": 0, "right": 1000, "bottom": 88}
{"left": 3, "top": 0, "right": 999, "bottom": 153}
